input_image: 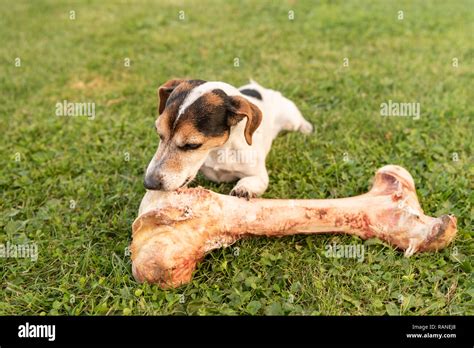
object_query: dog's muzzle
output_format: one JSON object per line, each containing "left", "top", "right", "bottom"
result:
{"left": 144, "top": 174, "right": 163, "bottom": 190}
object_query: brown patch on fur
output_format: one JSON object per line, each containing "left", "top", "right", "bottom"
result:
{"left": 173, "top": 123, "right": 229, "bottom": 150}
{"left": 202, "top": 92, "right": 224, "bottom": 107}
{"left": 171, "top": 80, "right": 196, "bottom": 96}
{"left": 158, "top": 79, "right": 186, "bottom": 114}
{"left": 159, "top": 149, "right": 184, "bottom": 174}
{"left": 156, "top": 80, "right": 207, "bottom": 137}
{"left": 201, "top": 132, "right": 229, "bottom": 150}
{"left": 174, "top": 123, "right": 206, "bottom": 144}
{"left": 156, "top": 112, "right": 172, "bottom": 139}
{"left": 227, "top": 96, "right": 263, "bottom": 145}
{"left": 152, "top": 126, "right": 229, "bottom": 176}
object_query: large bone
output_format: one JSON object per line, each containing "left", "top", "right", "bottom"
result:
{"left": 131, "top": 165, "right": 457, "bottom": 288}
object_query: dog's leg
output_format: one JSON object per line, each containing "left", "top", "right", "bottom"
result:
{"left": 230, "top": 169, "right": 269, "bottom": 199}
{"left": 275, "top": 95, "right": 313, "bottom": 135}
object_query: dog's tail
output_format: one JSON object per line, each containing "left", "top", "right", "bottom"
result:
{"left": 248, "top": 78, "right": 263, "bottom": 87}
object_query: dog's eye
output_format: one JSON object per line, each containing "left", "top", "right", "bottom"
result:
{"left": 179, "top": 143, "right": 202, "bottom": 151}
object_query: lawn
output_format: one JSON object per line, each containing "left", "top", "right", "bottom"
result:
{"left": 0, "top": 0, "right": 472, "bottom": 315}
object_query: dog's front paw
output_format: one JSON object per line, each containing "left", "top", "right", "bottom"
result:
{"left": 230, "top": 186, "right": 257, "bottom": 200}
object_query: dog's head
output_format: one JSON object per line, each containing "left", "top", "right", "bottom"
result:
{"left": 144, "top": 79, "right": 262, "bottom": 191}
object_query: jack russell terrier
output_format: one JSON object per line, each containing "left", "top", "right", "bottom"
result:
{"left": 144, "top": 79, "right": 313, "bottom": 198}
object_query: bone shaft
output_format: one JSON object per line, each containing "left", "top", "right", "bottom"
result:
{"left": 222, "top": 194, "right": 384, "bottom": 239}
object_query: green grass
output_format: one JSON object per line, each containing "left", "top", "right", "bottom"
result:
{"left": 0, "top": 0, "right": 473, "bottom": 315}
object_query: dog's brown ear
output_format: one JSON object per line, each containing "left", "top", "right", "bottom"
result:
{"left": 158, "top": 79, "right": 185, "bottom": 114}
{"left": 227, "top": 96, "right": 263, "bottom": 146}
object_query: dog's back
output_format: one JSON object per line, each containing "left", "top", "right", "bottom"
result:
{"left": 238, "top": 80, "right": 313, "bottom": 153}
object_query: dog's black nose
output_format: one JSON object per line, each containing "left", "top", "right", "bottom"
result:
{"left": 144, "top": 175, "right": 162, "bottom": 190}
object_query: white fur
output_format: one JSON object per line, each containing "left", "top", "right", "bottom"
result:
{"left": 200, "top": 80, "right": 313, "bottom": 197}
